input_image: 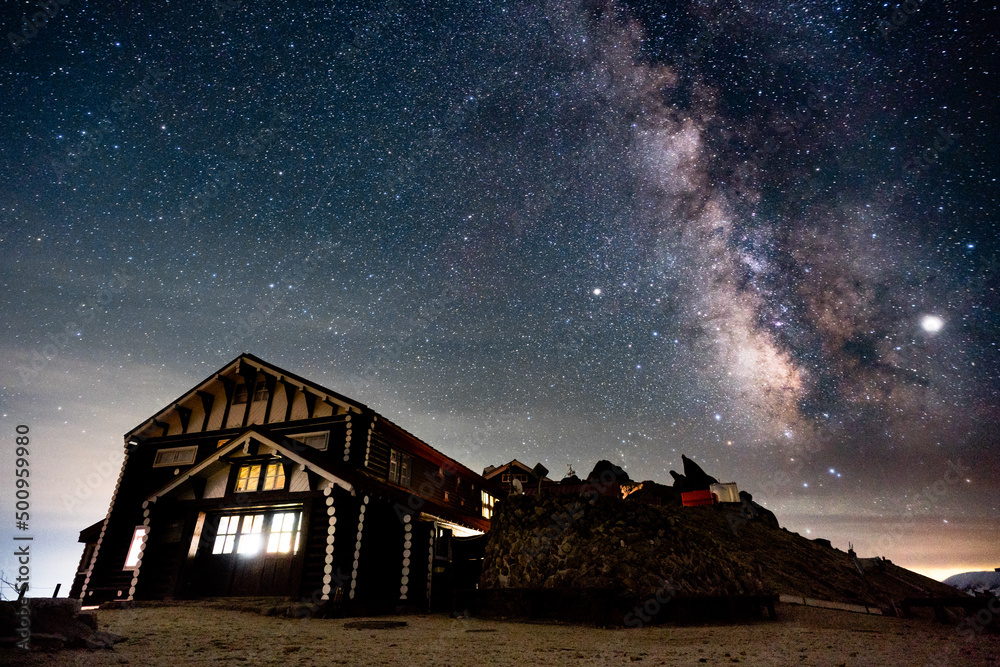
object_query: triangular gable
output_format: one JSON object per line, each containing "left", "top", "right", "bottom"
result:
{"left": 147, "top": 429, "right": 354, "bottom": 502}
{"left": 483, "top": 459, "right": 534, "bottom": 480}
{"left": 127, "top": 353, "right": 365, "bottom": 441}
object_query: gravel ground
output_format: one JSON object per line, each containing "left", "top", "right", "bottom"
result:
{"left": 2, "top": 602, "right": 998, "bottom": 666}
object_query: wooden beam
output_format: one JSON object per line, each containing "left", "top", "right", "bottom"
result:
{"left": 174, "top": 404, "right": 192, "bottom": 434}
{"left": 152, "top": 419, "right": 170, "bottom": 437}
{"left": 197, "top": 391, "right": 215, "bottom": 432}
{"left": 303, "top": 391, "right": 317, "bottom": 419}
{"left": 238, "top": 364, "right": 258, "bottom": 428}
{"left": 261, "top": 372, "right": 277, "bottom": 424}
{"left": 217, "top": 375, "right": 236, "bottom": 431}
{"left": 189, "top": 476, "right": 206, "bottom": 500}
{"left": 281, "top": 379, "right": 297, "bottom": 422}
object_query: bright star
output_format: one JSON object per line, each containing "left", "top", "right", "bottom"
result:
{"left": 921, "top": 315, "right": 944, "bottom": 333}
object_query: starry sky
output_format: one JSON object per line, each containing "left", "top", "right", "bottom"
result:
{"left": 1, "top": 0, "right": 998, "bottom": 595}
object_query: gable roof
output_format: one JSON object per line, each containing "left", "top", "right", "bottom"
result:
{"left": 482, "top": 459, "right": 536, "bottom": 479}
{"left": 147, "top": 428, "right": 355, "bottom": 502}
{"left": 125, "top": 353, "right": 366, "bottom": 441}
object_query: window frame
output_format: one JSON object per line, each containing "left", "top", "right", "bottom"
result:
{"left": 211, "top": 511, "right": 302, "bottom": 557}
{"left": 261, "top": 462, "right": 286, "bottom": 491}
{"left": 123, "top": 526, "right": 149, "bottom": 570}
{"left": 234, "top": 461, "right": 287, "bottom": 493}
{"left": 288, "top": 431, "right": 329, "bottom": 451}
{"left": 481, "top": 490, "right": 496, "bottom": 519}
{"left": 152, "top": 445, "right": 198, "bottom": 468}
{"left": 388, "top": 449, "right": 412, "bottom": 488}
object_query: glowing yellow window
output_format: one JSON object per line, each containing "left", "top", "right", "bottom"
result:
{"left": 262, "top": 463, "right": 285, "bottom": 491}
{"left": 235, "top": 464, "right": 261, "bottom": 492}
{"left": 481, "top": 490, "right": 496, "bottom": 519}
{"left": 266, "top": 512, "right": 301, "bottom": 554}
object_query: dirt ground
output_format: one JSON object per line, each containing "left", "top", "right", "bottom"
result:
{"left": 2, "top": 602, "right": 998, "bottom": 666}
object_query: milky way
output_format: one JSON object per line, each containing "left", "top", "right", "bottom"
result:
{"left": 1, "top": 0, "right": 997, "bottom": 589}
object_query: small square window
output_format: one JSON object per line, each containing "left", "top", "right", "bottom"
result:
{"left": 253, "top": 383, "right": 269, "bottom": 402}
{"left": 235, "top": 464, "right": 261, "bottom": 492}
{"left": 262, "top": 463, "right": 285, "bottom": 491}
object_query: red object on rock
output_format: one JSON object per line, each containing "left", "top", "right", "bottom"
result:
{"left": 681, "top": 489, "right": 717, "bottom": 506}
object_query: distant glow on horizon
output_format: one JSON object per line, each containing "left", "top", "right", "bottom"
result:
{"left": 921, "top": 315, "right": 944, "bottom": 332}
{"left": 909, "top": 565, "right": 996, "bottom": 583}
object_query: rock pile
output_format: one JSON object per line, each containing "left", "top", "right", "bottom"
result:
{"left": 0, "top": 598, "right": 124, "bottom": 650}
{"left": 480, "top": 492, "right": 769, "bottom": 601}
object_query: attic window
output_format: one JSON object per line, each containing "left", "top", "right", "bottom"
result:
{"left": 235, "top": 464, "right": 261, "bottom": 492}
{"left": 235, "top": 462, "right": 285, "bottom": 493}
{"left": 262, "top": 463, "right": 285, "bottom": 491}
{"left": 233, "top": 382, "right": 268, "bottom": 405}
{"left": 153, "top": 446, "right": 197, "bottom": 468}
{"left": 289, "top": 431, "right": 329, "bottom": 451}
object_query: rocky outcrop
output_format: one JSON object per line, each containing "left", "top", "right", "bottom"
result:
{"left": 480, "top": 493, "right": 768, "bottom": 602}
{"left": 669, "top": 455, "right": 720, "bottom": 493}
{"left": 0, "top": 598, "right": 125, "bottom": 650}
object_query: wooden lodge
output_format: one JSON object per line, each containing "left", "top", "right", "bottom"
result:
{"left": 70, "top": 354, "right": 496, "bottom": 611}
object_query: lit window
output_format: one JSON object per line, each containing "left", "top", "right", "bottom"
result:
{"left": 266, "top": 512, "right": 301, "bottom": 554}
{"left": 123, "top": 526, "right": 148, "bottom": 570}
{"left": 388, "top": 449, "right": 412, "bottom": 487}
{"left": 481, "top": 491, "right": 496, "bottom": 519}
{"left": 235, "top": 464, "right": 261, "bottom": 492}
{"left": 262, "top": 463, "right": 285, "bottom": 491}
{"left": 212, "top": 515, "right": 239, "bottom": 554}
{"left": 236, "top": 514, "right": 265, "bottom": 555}
{"left": 153, "top": 446, "right": 197, "bottom": 467}
{"left": 501, "top": 473, "right": 510, "bottom": 483}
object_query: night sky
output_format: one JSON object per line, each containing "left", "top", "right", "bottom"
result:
{"left": 1, "top": 0, "right": 998, "bottom": 595}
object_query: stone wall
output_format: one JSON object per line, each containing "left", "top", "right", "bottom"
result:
{"left": 480, "top": 493, "right": 768, "bottom": 602}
